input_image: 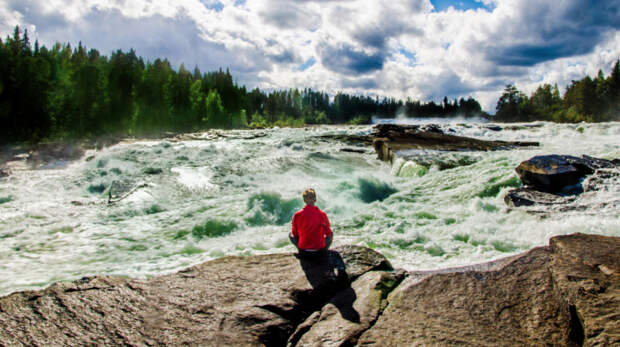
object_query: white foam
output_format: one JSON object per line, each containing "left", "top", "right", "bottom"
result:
{"left": 0, "top": 122, "right": 619, "bottom": 296}
{"left": 171, "top": 167, "right": 215, "bottom": 190}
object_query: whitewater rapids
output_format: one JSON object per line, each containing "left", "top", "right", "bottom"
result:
{"left": 0, "top": 121, "right": 619, "bottom": 296}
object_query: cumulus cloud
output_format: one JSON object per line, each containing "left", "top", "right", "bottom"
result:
{"left": 317, "top": 40, "right": 385, "bottom": 74}
{"left": 1, "top": 0, "right": 618, "bottom": 112}
{"left": 480, "top": 0, "right": 620, "bottom": 67}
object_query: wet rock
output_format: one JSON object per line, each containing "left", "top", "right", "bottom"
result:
{"left": 508, "top": 155, "right": 619, "bottom": 214}
{"left": 318, "top": 124, "right": 538, "bottom": 163}
{"left": 340, "top": 147, "right": 368, "bottom": 154}
{"left": 0, "top": 246, "right": 390, "bottom": 346}
{"left": 357, "top": 233, "right": 620, "bottom": 346}
{"left": 289, "top": 271, "right": 405, "bottom": 347}
{"left": 503, "top": 123, "right": 545, "bottom": 130}
{"left": 504, "top": 187, "right": 578, "bottom": 207}
{"left": 583, "top": 168, "right": 620, "bottom": 192}
{"left": 484, "top": 124, "right": 503, "bottom": 131}
{"left": 515, "top": 154, "right": 618, "bottom": 193}
{"left": 371, "top": 124, "right": 539, "bottom": 163}
{"left": 548, "top": 233, "right": 620, "bottom": 346}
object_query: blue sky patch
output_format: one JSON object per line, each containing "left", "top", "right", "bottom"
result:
{"left": 430, "top": 0, "right": 492, "bottom": 12}
{"left": 398, "top": 49, "right": 417, "bottom": 66}
{"left": 298, "top": 57, "right": 316, "bottom": 71}
{"left": 200, "top": 0, "right": 225, "bottom": 12}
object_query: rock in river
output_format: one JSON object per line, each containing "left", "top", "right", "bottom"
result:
{"left": 372, "top": 124, "right": 539, "bottom": 163}
{"left": 515, "top": 154, "right": 618, "bottom": 193}
{"left": 507, "top": 154, "right": 619, "bottom": 213}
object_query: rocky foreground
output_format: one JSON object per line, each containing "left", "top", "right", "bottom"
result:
{"left": 0, "top": 233, "right": 618, "bottom": 346}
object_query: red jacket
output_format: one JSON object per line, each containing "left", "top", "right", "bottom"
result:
{"left": 291, "top": 205, "right": 332, "bottom": 250}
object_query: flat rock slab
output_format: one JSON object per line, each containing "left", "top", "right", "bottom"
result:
{"left": 317, "top": 124, "right": 539, "bottom": 164}
{"left": 357, "top": 233, "right": 620, "bottom": 346}
{"left": 371, "top": 124, "right": 538, "bottom": 163}
{"left": 0, "top": 246, "right": 391, "bottom": 347}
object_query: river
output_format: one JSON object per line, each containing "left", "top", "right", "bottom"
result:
{"left": 1, "top": 121, "right": 619, "bottom": 296}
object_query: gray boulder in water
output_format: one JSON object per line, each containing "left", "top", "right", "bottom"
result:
{"left": 515, "top": 154, "right": 618, "bottom": 193}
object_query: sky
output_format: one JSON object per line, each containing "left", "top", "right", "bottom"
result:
{"left": 1, "top": 0, "right": 619, "bottom": 112}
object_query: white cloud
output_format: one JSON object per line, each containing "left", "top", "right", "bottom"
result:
{"left": 1, "top": 0, "right": 618, "bottom": 112}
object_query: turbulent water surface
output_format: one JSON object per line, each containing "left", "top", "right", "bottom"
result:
{"left": 1, "top": 121, "right": 619, "bottom": 295}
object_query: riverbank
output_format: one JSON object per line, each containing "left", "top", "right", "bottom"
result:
{"left": 1, "top": 233, "right": 617, "bottom": 346}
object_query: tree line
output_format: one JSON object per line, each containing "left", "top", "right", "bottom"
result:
{"left": 0, "top": 27, "right": 484, "bottom": 143}
{"left": 4, "top": 27, "right": 616, "bottom": 143}
{"left": 495, "top": 60, "right": 620, "bottom": 122}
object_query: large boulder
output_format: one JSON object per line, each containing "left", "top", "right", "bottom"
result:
{"left": 507, "top": 155, "right": 619, "bottom": 213}
{"left": 0, "top": 246, "right": 391, "bottom": 346}
{"left": 357, "top": 233, "right": 620, "bottom": 346}
{"left": 515, "top": 154, "right": 618, "bottom": 193}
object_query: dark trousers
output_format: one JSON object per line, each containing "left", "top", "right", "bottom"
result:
{"left": 289, "top": 234, "right": 332, "bottom": 252}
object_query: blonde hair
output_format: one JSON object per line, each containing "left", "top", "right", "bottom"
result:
{"left": 302, "top": 188, "right": 316, "bottom": 204}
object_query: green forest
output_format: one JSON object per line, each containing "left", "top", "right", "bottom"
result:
{"left": 495, "top": 61, "right": 620, "bottom": 123}
{"left": 0, "top": 26, "right": 618, "bottom": 143}
{"left": 0, "top": 27, "right": 482, "bottom": 143}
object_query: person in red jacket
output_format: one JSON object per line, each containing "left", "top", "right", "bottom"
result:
{"left": 290, "top": 188, "right": 332, "bottom": 252}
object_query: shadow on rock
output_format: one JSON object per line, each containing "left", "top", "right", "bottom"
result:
{"left": 296, "top": 250, "right": 360, "bottom": 323}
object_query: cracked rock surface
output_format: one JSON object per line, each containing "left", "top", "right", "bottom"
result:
{"left": 357, "top": 233, "right": 619, "bottom": 346}
{"left": 1, "top": 234, "right": 618, "bottom": 346}
{"left": 0, "top": 246, "right": 391, "bottom": 346}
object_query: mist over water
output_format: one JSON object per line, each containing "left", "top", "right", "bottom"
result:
{"left": 1, "top": 122, "right": 619, "bottom": 296}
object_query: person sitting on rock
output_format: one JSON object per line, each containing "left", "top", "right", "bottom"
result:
{"left": 290, "top": 188, "right": 332, "bottom": 255}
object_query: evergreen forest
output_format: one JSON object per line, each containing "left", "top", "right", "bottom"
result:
{"left": 495, "top": 61, "right": 620, "bottom": 123}
{"left": 1, "top": 26, "right": 618, "bottom": 143}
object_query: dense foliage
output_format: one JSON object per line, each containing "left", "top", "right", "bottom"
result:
{"left": 0, "top": 27, "right": 482, "bottom": 143}
{"left": 4, "top": 27, "right": 616, "bottom": 143}
{"left": 494, "top": 60, "right": 620, "bottom": 122}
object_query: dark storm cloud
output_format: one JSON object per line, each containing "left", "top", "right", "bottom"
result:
{"left": 259, "top": 1, "right": 321, "bottom": 29}
{"left": 353, "top": 28, "right": 387, "bottom": 50}
{"left": 487, "top": 0, "right": 620, "bottom": 67}
{"left": 7, "top": 0, "right": 69, "bottom": 32}
{"left": 488, "top": 42, "right": 593, "bottom": 67}
{"left": 341, "top": 77, "right": 378, "bottom": 89}
{"left": 267, "top": 49, "right": 296, "bottom": 64}
{"left": 318, "top": 42, "right": 384, "bottom": 74}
